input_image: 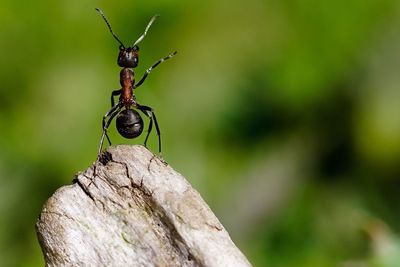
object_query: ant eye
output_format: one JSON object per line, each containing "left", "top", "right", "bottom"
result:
{"left": 119, "top": 45, "right": 125, "bottom": 50}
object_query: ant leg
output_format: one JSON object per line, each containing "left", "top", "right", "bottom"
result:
{"left": 99, "top": 108, "right": 120, "bottom": 155}
{"left": 103, "top": 89, "right": 122, "bottom": 148}
{"left": 137, "top": 104, "right": 161, "bottom": 154}
{"left": 137, "top": 106, "right": 153, "bottom": 147}
{"left": 103, "top": 122, "right": 112, "bottom": 146}
{"left": 102, "top": 105, "right": 118, "bottom": 145}
{"left": 111, "top": 89, "right": 121, "bottom": 107}
{"left": 102, "top": 107, "right": 116, "bottom": 146}
{"left": 134, "top": 51, "right": 177, "bottom": 89}
{"left": 143, "top": 115, "right": 153, "bottom": 147}
{"left": 98, "top": 104, "right": 122, "bottom": 156}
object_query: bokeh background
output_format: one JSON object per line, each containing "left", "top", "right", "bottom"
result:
{"left": 1, "top": 0, "right": 400, "bottom": 266}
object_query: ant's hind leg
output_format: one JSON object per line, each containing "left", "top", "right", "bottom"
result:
{"left": 137, "top": 104, "right": 161, "bottom": 154}
{"left": 102, "top": 117, "right": 112, "bottom": 146}
{"left": 98, "top": 104, "right": 122, "bottom": 157}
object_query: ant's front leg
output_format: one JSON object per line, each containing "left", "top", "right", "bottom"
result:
{"left": 134, "top": 51, "right": 177, "bottom": 89}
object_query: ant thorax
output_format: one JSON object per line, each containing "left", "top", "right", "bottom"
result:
{"left": 120, "top": 68, "right": 135, "bottom": 88}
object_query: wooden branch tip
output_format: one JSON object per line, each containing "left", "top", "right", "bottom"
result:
{"left": 36, "top": 145, "right": 251, "bottom": 267}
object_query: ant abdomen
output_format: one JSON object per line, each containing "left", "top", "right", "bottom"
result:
{"left": 116, "top": 109, "right": 144, "bottom": 139}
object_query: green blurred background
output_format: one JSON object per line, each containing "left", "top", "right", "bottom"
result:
{"left": 1, "top": 0, "right": 400, "bottom": 266}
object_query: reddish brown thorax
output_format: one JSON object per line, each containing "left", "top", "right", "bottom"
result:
{"left": 119, "top": 68, "right": 135, "bottom": 107}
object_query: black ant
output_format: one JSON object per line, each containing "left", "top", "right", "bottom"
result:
{"left": 95, "top": 8, "right": 177, "bottom": 157}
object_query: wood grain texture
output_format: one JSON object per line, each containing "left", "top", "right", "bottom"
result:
{"left": 36, "top": 145, "right": 252, "bottom": 267}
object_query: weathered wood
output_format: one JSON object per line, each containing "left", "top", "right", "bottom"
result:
{"left": 36, "top": 145, "right": 252, "bottom": 267}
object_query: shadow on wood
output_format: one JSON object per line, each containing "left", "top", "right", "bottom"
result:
{"left": 36, "top": 145, "right": 252, "bottom": 267}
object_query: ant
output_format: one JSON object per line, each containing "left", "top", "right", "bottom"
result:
{"left": 95, "top": 8, "right": 177, "bottom": 158}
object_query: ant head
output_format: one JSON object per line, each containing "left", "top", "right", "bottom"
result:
{"left": 96, "top": 8, "right": 159, "bottom": 68}
{"left": 118, "top": 45, "right": 139, "bottom": 68}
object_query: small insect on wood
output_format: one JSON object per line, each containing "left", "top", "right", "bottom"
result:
{"left": 95, "top": 8, "right": 177, "bottom": 157}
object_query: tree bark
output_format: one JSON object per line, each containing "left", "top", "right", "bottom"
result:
{"left": 36, "top": 145, "right": 252, "bottom": 267}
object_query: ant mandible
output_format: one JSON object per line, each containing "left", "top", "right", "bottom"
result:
{"left": 95, "top": 8, "right": 177, "bottom": 157}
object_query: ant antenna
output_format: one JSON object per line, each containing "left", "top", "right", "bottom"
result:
{"left": 132, "top": 15, "right": 160, "bottom": 47}
{"left": 95, "top": 8, "right": 125, "bottom": 48}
